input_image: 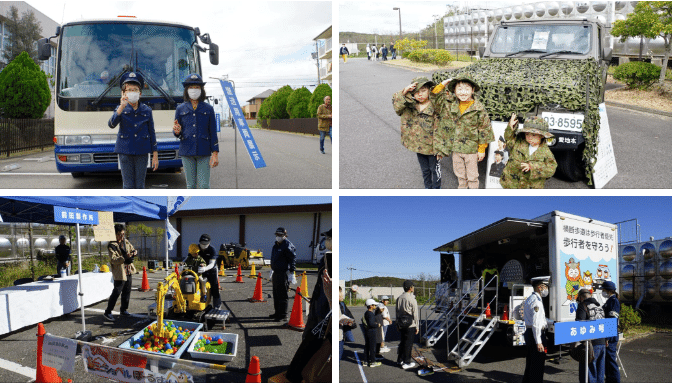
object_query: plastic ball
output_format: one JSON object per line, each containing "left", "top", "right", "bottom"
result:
{"left": 217, "top": 339, "right": 223, "bottom": 345}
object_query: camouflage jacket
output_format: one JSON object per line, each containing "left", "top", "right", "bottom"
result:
{"left": 392, "top": 91, "right": 448, "bottom": 156}
{"left": 499, "top": 123, "right": 558, "bottom": 189}
{"left": 434, "top": 93, "right": 494, "bottom": 154}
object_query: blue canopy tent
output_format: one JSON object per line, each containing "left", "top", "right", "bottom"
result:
{"left": 0, "top": 196, "right": 167, "bottom": 339}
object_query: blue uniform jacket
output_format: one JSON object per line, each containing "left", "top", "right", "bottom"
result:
{"left": 270, "top": 239, "right": 297, "bottom": 273}
{"left": 173, "top": 102, "right": 219, "bottom": 156}
{"left": 108, "top": 103, "right": 157, "bottom": 155}
{"left": 603, "top": 295, "right": 620, "bottom": 342}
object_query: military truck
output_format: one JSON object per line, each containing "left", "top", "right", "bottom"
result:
{"left": 434, "top": 19, "right": 613, "bottom": 182}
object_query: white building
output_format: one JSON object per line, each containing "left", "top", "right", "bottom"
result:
{"left": 313, "top": 26, "right": 332, "bottom": 86}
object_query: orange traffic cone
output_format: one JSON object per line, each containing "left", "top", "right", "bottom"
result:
{"left": 245, "top": 356, "right": 261, "bottom": 383}
{"left": 36, "top": 323, "right": 64, "bottom": 383}
{"left": 235, "top": 265, "right": 244, "bottom": 283}
{"left": 139, "top": 266, "right": 150, "bottom": 292}
{"left": 219, "top": 260, "right": 225, "bottom": 277}
{"left": 300, "top": 271, "right": 308, "bottom": 298}
{"left": 286, "top": 288, "right": 305, "bottom": 331}
{"left": 484, "top": 303, "right": 491, "bottom": 318}
{"left": 502, "top": 304, "right": 509, "bottom": 321}
{"left": 249, "top": 273, "right": 266, "bottom": 302}
{"left": 249, "top": 263, "right": 257, "bottom": 277}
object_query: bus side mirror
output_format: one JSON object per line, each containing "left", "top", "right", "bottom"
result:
{"left": 38, "top": 38, "right": 51, "bottom": 61}
{"left": 209, "top": 43, "right": 219, "bottom": 65}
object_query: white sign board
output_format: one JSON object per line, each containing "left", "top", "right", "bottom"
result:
{"left": 42, "top": 334, "right": 77, "bottom": 372}
{"left": 94, "top": 211, "right": 116, "bottom": 242}
{"left": 485, "top": 121, "right": 509, "bottom": 188}
{"left": 591, "top": 103, "right": 618, "bottom": 189}
{"left": 531, "top": 31, "right": 550, "bottom": 50}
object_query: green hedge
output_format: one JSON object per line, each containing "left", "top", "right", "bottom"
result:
{"left": 613, "top": 61, "right": 661, "bottom": 89}
{"left": 407, "top": 49, "right": 454, "bottom": 66}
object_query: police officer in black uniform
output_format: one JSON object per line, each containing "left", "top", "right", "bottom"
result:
{"left": 196, "top": 234, "right": 221, "bottom": 309}
{"left": 270, "top": 227, "right": 297, "bottom": 321}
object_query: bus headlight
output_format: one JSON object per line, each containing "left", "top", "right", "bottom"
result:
{"left": 63, "top": 135, "right": 92, "bottom": 145}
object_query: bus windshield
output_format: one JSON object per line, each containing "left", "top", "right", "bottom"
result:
{"left": 57, "top": 22, "right": 200, "bottom": 111}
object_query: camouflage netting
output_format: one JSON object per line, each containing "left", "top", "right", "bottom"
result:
{"left": 433, "top": 58, "right": 604, "bottom": 182}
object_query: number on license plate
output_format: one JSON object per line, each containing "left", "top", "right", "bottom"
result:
{"left": 540, "top": 113, "right": 584, "bottom": 132}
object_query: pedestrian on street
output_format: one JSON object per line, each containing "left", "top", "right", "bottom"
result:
{"left": 522, "top": 276, "right": 550, "bottom": 382}
{"left": 602, "top": 281, "right": 621, "bottom": 383}
{"left": 196, "top": 234, "right": 221, "bottom": 308}
{"left": 108, "top": 72, "right": 158, "bottom": 189}
{"left": 381, "top": 44, "right": 388, "bottom": 61}
{"left": 316, "top": 95, "right": 332, "bottom": 154}
{"left": 103, "top": 224, "right": 137, "bottom": 321}
{"left": 366, "top": 44, "right": 371, "bottom": 61}
{"left": 371, "top": 45, "right": 378, "bottom": 61}
{"left": 173, "top": 73, "right": 219, "bottom": 189}
{"left": 390, "top": 41, "right": 396, "bottom": 59}
{"left": 396, "top": 280, "right": 419, "bottom": 370}
{"left": 340, "top": 43, "right": 350, "bottom": 63}
{"left": 339, "top": 286, "right": 356, "bottom": 360}
{"left": 362, "top": 299, "right": 381, "bottom": 367}
{"left": 55, "top": 235, "right": 71, "bottom": 276}
{"left": 575, "top": 288, "right": 606, "bottom": 383}
{"left": 269, "top": 227, "right": 297, "bottom": 322}
{"left": 380, "top": 296, "right": 392, "bottom": 352}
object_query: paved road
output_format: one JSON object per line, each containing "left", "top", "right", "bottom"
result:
{"left": 340, "top": 305, "right": 672, "bottom": 383}
{"left": 339, "top": 58, "right": 672, "bottom": 189}
{"left": 0, "top": 268, "right": 319, "bottom": 382}
{"left": 0, "top": 128, "right": 332, "bottom": 189}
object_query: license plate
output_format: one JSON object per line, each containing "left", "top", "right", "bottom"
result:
{"left": 540, "top": 112, "right": 584, "bottom": 132}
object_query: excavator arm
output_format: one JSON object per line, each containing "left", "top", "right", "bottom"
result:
{"left": 155, "top": 271, "right": 187, "bottom": 338}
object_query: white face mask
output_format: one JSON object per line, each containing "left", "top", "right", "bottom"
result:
{"left": 188, "top": 88, "right": 201, "bottom": 100}
{"left": 199, "top": 243, "right": 209, "bottom": 250}
{"left": 540, "top": 288, "right": 549, "bottom": 298}
{"left": 601, "top": 291, "right": 609, "bottom": 299}
{"left": 276, "top": 236, "right": 284, "bottom": 243}
{"left": 126, "top": 91, "right": 140, "bottom": 104}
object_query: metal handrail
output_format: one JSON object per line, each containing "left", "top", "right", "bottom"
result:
{"left": 420, "top": 281, "right": 456, "bottom": 339}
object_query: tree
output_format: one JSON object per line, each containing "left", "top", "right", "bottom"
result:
{"left": 308, "top": 83, "right": 332, "bottom": 118}
{"left": 0, "top": 51, "right": 51, "bottom": 118}
{"left": 268, "top": 85, "right": 293, "bottom": 119}
{"left": 612, "top": 1, "right": 672, "bottom": 82}
{"left": 258, "top": 97, "right": 271, "bottom": 124}
{"left": 286, "top": 87, "right": 313, "bottom": 118}
{"left": 1, "top": 6, "right": 43, "bottom": 67}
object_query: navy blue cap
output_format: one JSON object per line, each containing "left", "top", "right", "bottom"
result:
{"left": 182, "top": 73, "right": 206, "bottom": 87}
{"left": 602, "top": 281, "right": 617, "bottom": 291}
{"left": 120, "top": 72, "right": 144, "bottom": 89}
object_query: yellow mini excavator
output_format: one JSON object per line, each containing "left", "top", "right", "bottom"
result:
{"left": 154, "top": 268, "right": 212, "bottom": 338}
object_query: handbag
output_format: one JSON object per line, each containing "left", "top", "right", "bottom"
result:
{"left": 569, "top": 340, "right": 594, "bottom": 363}
{"left": 397, "top": 312, "right": 413, "bottom": 329}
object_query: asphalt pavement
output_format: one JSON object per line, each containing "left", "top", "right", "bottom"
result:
{"left": 340, "top": 305, "right": 672, "bottom": 383}
{"left": 339, "top": 58, "right": 672, "bottom": 189}
{"left": 0, "top": 127, "right": 331, "bottom": 189}
{"left": 0, "top": 267, "right": 320, "bottom": 382}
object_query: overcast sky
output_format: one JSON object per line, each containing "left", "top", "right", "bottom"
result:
{"left": 339, "top": 1, "right": 527, "bottom": 35}
{"left": 27, "top": 0, "right": 331, "bottom": 109}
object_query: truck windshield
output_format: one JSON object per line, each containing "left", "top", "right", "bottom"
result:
{"left": 57, "top": 22, "right": 199, "bottom": 110}
{"left": 491, "top": 24, "right": 591, "bottom": 56}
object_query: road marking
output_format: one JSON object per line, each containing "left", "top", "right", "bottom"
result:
{"left": 353, "top": 350, "right": 368, "bottom": 383}
{"left": 0, "top": 356, "right": 36, "bottom": 381}
{"left": 84, "top": 307, "right": 150, "bottom": 320}
{"left": 0, "top": 173, "right": 72, "bottom": 176}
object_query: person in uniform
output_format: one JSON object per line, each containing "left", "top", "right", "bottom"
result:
{"left": 269, "top": 227, "right": 297, "bottom": 321}
{"left": 55, "top": 235, "right": 71, "bottom": 276}
{"left": 602, "top": 281, "right": 621, "bottom": 382}
{"left": 104, "top": 224, "right": 137, "bottom": 321}
{"left": 522, "top": 276, "right": 550, "bottom": 382}
{"left": 196, "top": 234, "right": 221, "bottom": 308}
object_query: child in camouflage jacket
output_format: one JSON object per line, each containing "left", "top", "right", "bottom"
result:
{"left": 392, "top": 77, "right": 449, "bottom": 189}
{"left": 432, "top": 74, "right": 494, "bottom": 189}
{"left": 499, "top": 114, "right": 557, "bottom": 189}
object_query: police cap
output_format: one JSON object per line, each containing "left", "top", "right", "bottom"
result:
{"left": 182, "top": 73, "right": 206, "bottom": 87}
{"left": 531, "top": 276, "right": 550, "bottom": 287}
{"left": 120, "top": 72, "right": 144, "bottom": 89}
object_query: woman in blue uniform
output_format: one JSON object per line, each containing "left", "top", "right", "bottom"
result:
{"left": 108, "top": 72, "right": 158, "bottom": 189}
{"left": 173, "top": 74, "right": 219, "bottom": 188}
{"left": 602, "top": 281, "right": 621, "bottom": 382}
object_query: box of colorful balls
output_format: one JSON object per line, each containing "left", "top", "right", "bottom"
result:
{"left": 187, "top": 332, "right": 238, "bottom": 362}
{"left": 119, "top": 320, "right": 203, "bottom": 361}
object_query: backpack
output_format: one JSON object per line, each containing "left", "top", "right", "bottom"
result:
{"left": 585, "top": 301, "right": 605, "bottom": 320}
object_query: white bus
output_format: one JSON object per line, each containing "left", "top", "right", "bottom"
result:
{"left": 38, "top": 17, "right": 218, "bottom": 177}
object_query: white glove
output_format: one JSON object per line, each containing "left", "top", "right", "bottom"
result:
{"left": 198, "top": 266, "right": 206, "bottom": 274}
{"left": 287, "top": 270, "right": 297, "bottom": 285}
{"left": 269, "top": 270, "right": 274, "bottom": 279}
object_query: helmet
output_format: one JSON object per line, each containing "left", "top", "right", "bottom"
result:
{"left": 188, "top": 243, "right": 200, "bottom": 255}
{"left": 119, "top": 72, "right": 144, "bottom": 89}
{"left": 182, "top": 73, "right": 206, "bottom": 87}
{"left": 365, "top": 298, "right": 377, "bottom": 307}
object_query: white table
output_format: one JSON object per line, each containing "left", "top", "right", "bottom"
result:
{"left": 0, "top": 272, "right": 114, "bottom": 335}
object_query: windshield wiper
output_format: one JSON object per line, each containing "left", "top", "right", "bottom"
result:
{"left": 91, "top": 68, "right": 129, "bottom": 107}
{"left": 539, "top": 50, "right": 585, "bottom": 59}
{"left": 134, "top": 66, "right": 176, "bottom": 108}
{"left": 505, "top": 49, "right": 547, "bottom": 57}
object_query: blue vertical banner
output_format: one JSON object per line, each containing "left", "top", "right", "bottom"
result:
{"left": 219, "top": 80, "right": 267, "bottom": 169}
{"left": 216, "top": 113, "right": 221, "bottom": 133}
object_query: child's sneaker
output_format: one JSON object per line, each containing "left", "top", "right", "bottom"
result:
{"left": 381, "top": 346, "right": 391, "bottom": 353}
{"left": 369, "top": 361, "right": 382, "bottom": 367}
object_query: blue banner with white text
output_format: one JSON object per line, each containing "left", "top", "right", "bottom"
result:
{"left": 554, "top": 318, "right": 618, "bottom": 345}
{"left": 219, "top": 80, "right": 266, "bottom": 169}
{"left": 54, "top": 206, "right": 99, "bottom": 225}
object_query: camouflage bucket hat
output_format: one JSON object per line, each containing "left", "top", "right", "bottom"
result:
{"left": 447, "top": 74, "right": 480, "bottom": 93}
{"left": 518, "top": 116, "right": 554, "bottom": 139}
{"left": 411, "top": 76, "right": 434, "bottom": 94}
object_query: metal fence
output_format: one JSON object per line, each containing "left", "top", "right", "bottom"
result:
{"left": 259, "top": 118, "right": 320, "bottom": 135}
{"left": 0, "top": 118, "right": 54, "bottom": 157}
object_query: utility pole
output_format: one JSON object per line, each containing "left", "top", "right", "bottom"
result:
{"left": 313, "top": 40, "right": 321, "bottom": 85}
{"left": 348, "top": 265, "right": 354, "bottom": 304}
{"left": 433, "top": 14, "right": 439, "bottom": 49}
{"left": 393, "top": 7, "right": 402, "bottom": 39}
